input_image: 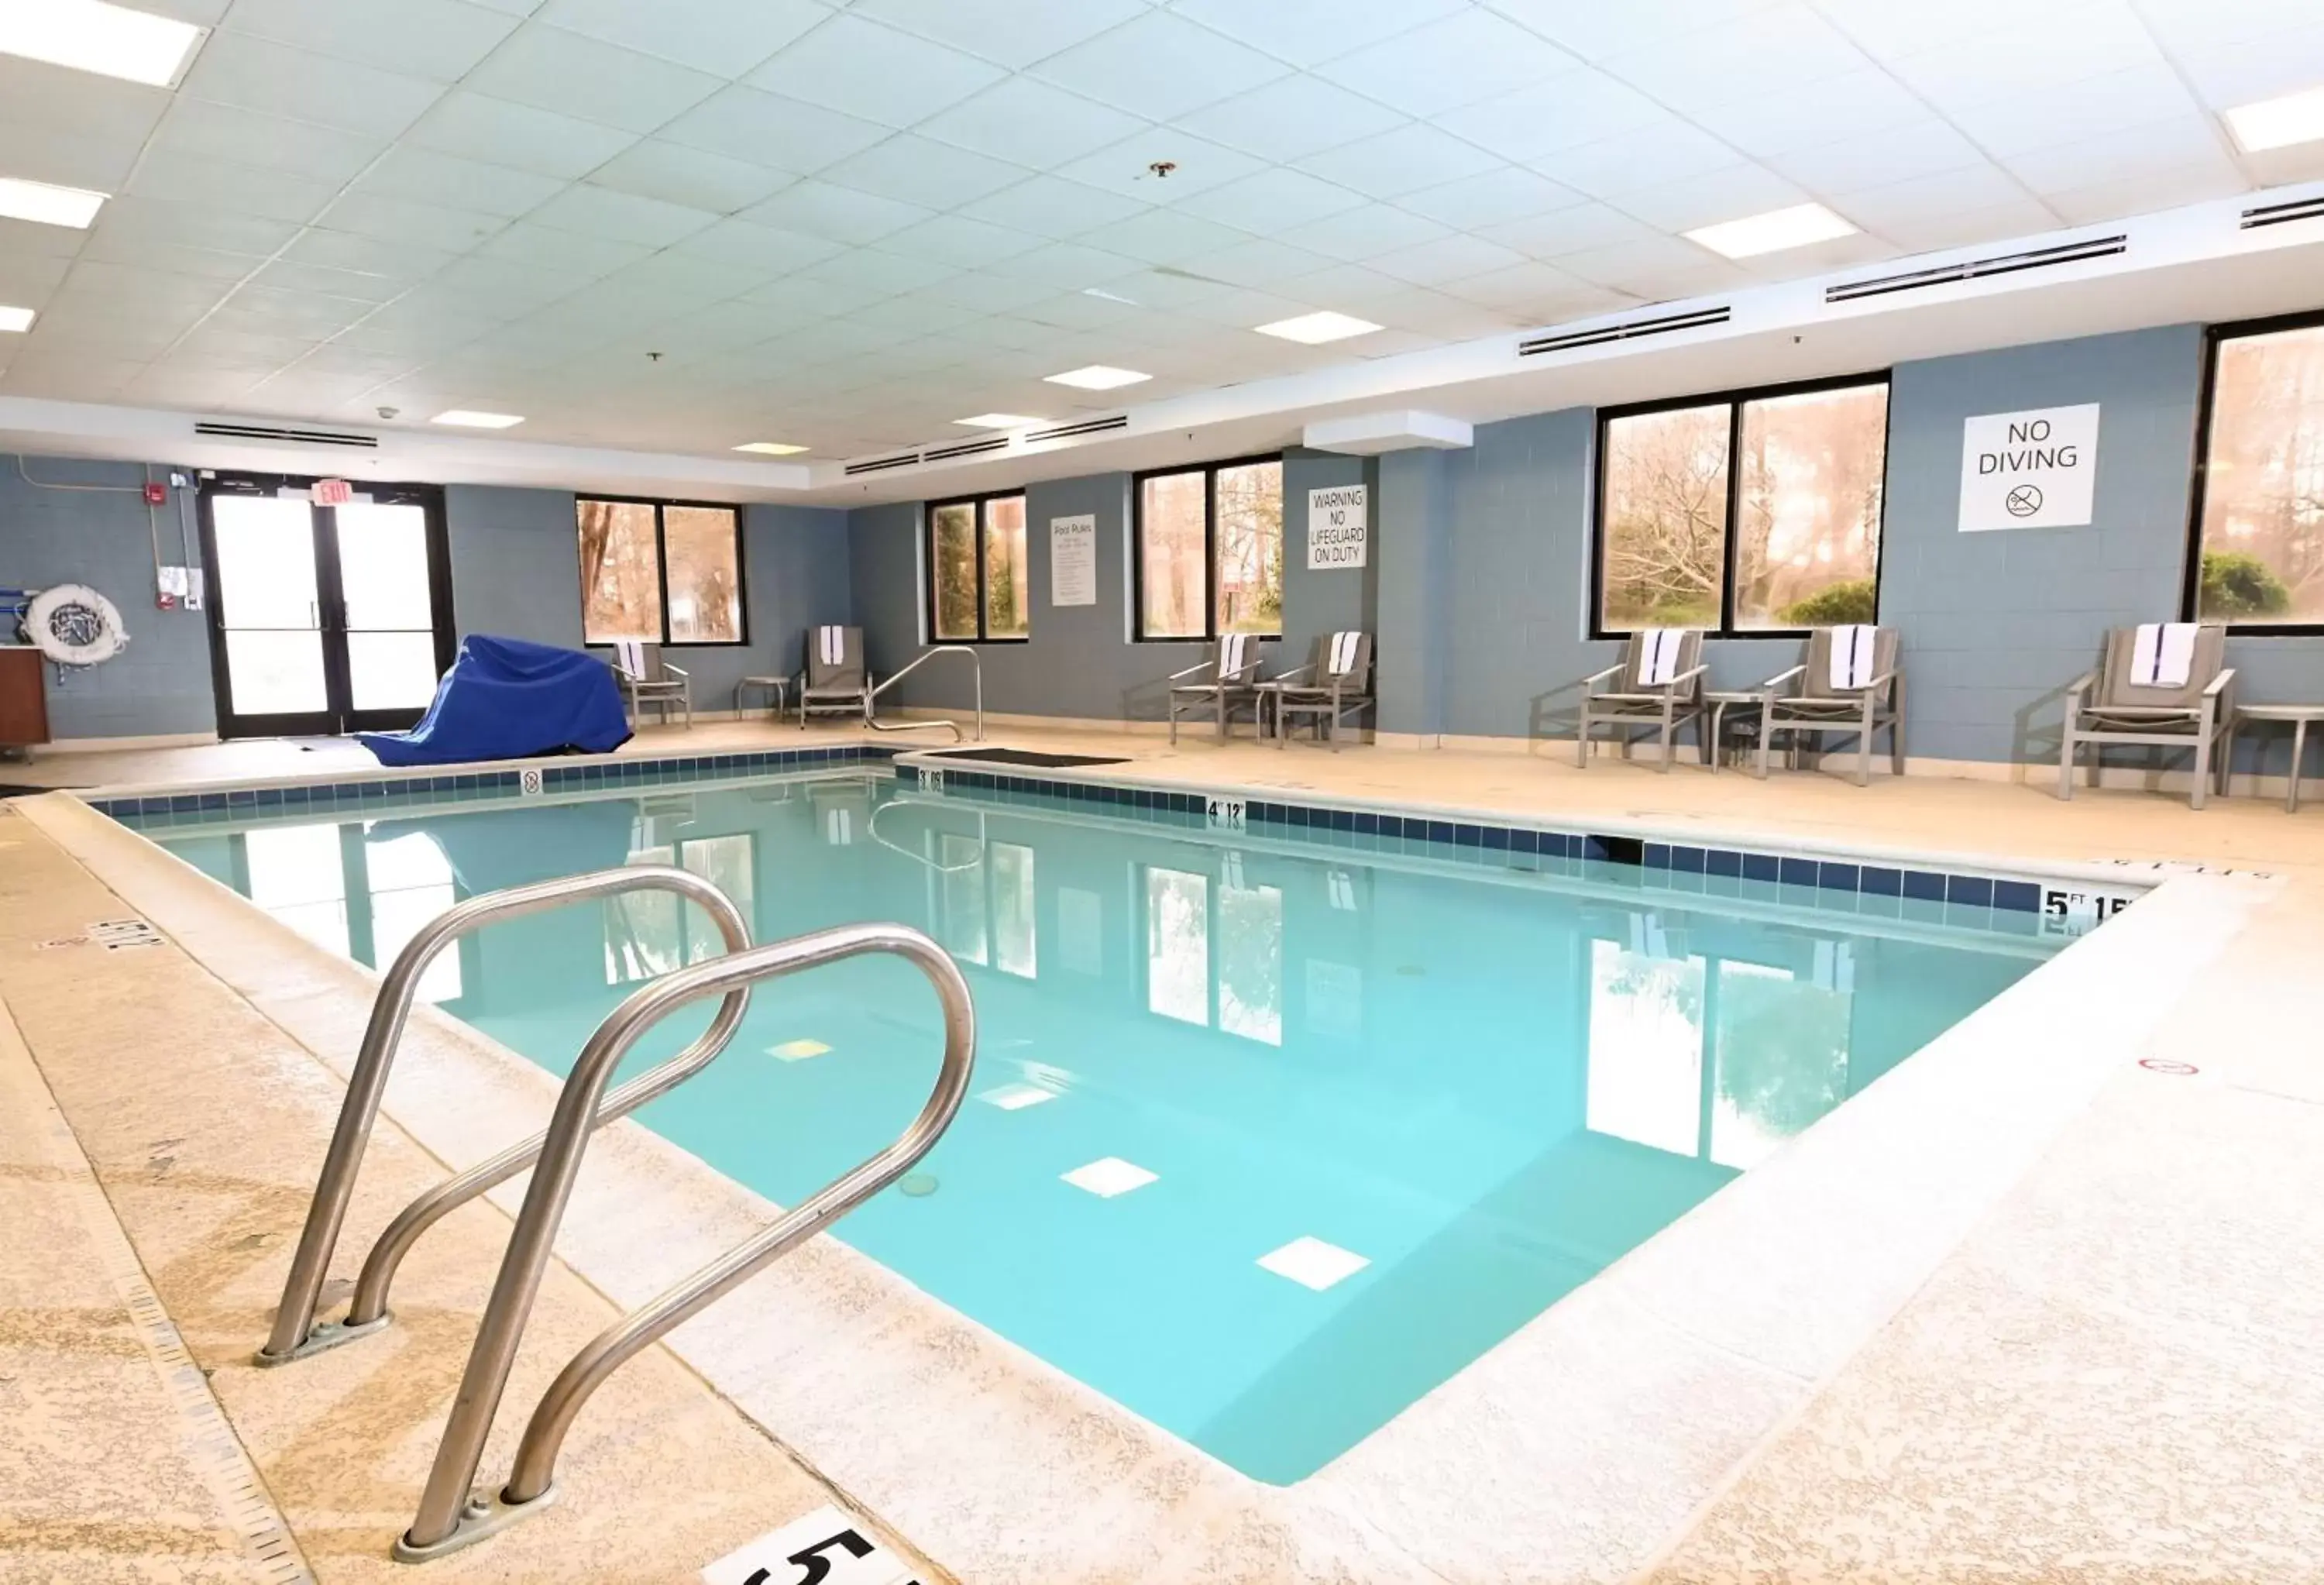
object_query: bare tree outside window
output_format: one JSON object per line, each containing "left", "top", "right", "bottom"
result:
{"left": 1215, "top": 460, "right": 1283, "bottom": 635}
{"left": 984, "top": 494, "right": 1030, "bottom": 638}
{"left": 930, "top": 502, "right": 978, "bottom": 641}
{"left": 1600, "top": 404, "right": 1729, "bottom": 631}
{"left": 1141, "top": 469, "right": 1208, "bottom": 638}
{"left": 2195, "top": 322, "right": 2324, "bottom": 624}
{"left": 1733, "top": 385, "right": 1886, "bottom": 628}
{"left": 664, "top": 505, "right": 741, "bottom": 643}
{"left": 927, "top": 494, "right": 1026, "bottom": 641}
{"left": 578, "top": 500, "right": 660, "bottom": 642}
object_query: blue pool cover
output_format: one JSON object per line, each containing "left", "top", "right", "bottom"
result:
{"left": 356, "top": 634, "right": 631, "bottom": 767}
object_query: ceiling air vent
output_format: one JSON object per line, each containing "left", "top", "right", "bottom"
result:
{"left": 1023, "top": 414, "right": 1128, "bottom": 443}
{"left": 844, "top": 450, "right": 924, "bottom": 476}
{"left": 923, "top": 435, "right": 1012, "bottom": 462}
{"left": 2241, "top": 194, "right": 2324, "bottom": 231}
{"left": 1518, "top": 305, "right": 1731, "bottom": 358}
{"left": 1824, "top": 235, "right": 2128, "bottom": 304}
{"left": 194, "top": 421, "right": 380, "bottom": 448}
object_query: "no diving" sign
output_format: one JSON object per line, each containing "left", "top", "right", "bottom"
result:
{"left": 1958, "top": 404, "right": 2099, "bottom": 532}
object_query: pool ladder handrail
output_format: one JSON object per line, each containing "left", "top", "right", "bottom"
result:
{"left": 258, "top": 865, "right": 755, "bottom": 1367}
{"left": 864, "top": 642, "right": 984, "bottom": 741}
{"left": 394, "top": 920, "right": 975, "bottom": 1563}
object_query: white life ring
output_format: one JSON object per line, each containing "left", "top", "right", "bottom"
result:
{"left": 24, "top": 583, "right": 130, "bottom": 667}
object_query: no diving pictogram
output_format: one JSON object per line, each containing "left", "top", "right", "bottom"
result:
{"left": 2138, "top": 1057, "right": 2199, "bottom": 1076}
{"left": 2005, "top": 483, "right": 2044, "bottom": 517}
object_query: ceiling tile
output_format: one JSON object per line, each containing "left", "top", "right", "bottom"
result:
{"left": 2169, "top": 23, "right": 2324, "bottom": 109}
{"left": 1766, "top": 121, "right": 1988, "bottom": 196}
{"left": 658, "top": 86, "right": 890, "bottom": 174}
{"left": 2002, "top": 115, "right": 2241, "bottom": 197}
{"left": 0, "top": 122, "right": 161, "bottom": 194}
{"left": 1032, "top": 12, "right": 1288, "bottom": 122}
{"left": 1053, "top": 128, "right": 1266, "bottom": 201}
{"left": 1295, "top": 124, "right": 1503, "bottom": 200}
{"left": 1175, "top": 169, "right": 1369, "bottom": 232}
{"left": 1941, "top": 64, "right": 2205, "bottom": 160}
{"left": 1172, "top": 74, "right": 1406, "bottom": 164}
{"left": 1611, "top": 163, "right": 1807, "bottom": 232}
{"left": 1884, "top": 7, "right": 2168, "bottom": 112}
{"left": 534, "top": 0, "right": 830, "bottom": 74}
{"left": 815, "top": 136, "right": 1030, "bottom": 209}
{"left": 918, "top": 77, "right": 1150, "bottom": 168}
{"left": 88, "top": 196, "right": 298, "bottom": 258}
{"left": 987, "top": 241, "right": 1143, "bottom": 288}
{"left": 847, "top": 0, "right": 1150, "bottom": 70}
{"left": 1433, "top": 70, "right": 1673, "bottom": 164}
{"left": 1489, "top": 0, "right": 1786, "bottom": 64}
{"left": 1598, "top": 2, "right": 1867, "bottom": 112}
{"left": 594, "top": 249, "right": 775, "bottom": 303}
{"left": 179, "top": 30, "right": 444, "bottom": 138}
{"left": 219, "top": 0, "right": 522, "bottom": 82}
{"left": 1397, "top": 166, "right": 1586, "bottom": 231}
{"left": 282, "top": 229, "right": 461, "bottom": 281}
{"left": 585, "top": 140, "right": 797, "bottom": 213}
{"left": 1073, "top": 208, "right": 1253, "bottom": 265}
{"left": 125, "top": 148, "right": 339, "bottom": 225}
{"left": 2039, "top": 162, "right": 2249, "bottom": 228}
{"left": 207, "top": 284, "right": 377, "bottom": 341}
{"left": 913, "top": 271, "right": 1064, "bottom": 313}
{"left": 874, "top": 215, "right": 1043, "bottom": 269}
{"left": 1686, "top": 68, "right": 1930, "bottom": 159}
{"left": 748, "top": 15, "right": 1007, "bottom": 129}
{"left": 1171, "top": 236, "right": 1339, "bottom": 289}
{"left": 246, "top": 257, "right": 415, "bottom": 304}
{"left": 1821, "top": 163, "right": 2048, "bottom": 234}
{"left": 527, "top": 184, "right": 720, "bottom": 246}
{"left": 1168, "top": 0, "right": 1465, "bottom": 70}
{"left": 150, "top": 100, "right": 390, "bottom": 185}
{"left": 959, "top": 176, "right": 1150, "bottom": 239}
{"left": 743, "top": 274, "right": 896, "bottom": 318}
{"left": 792, "top": 247, "right": 957, "bottom": 297}
{"left": 407, "top": 91, "right": 641, "bottom": 181}
{"left": 1319, "top": 9, "right": 1580, "bottom": 117}
{"left": 322, "top": 191, "right": 511, "bottom": 253}
{"left": 1524, "top": 119, "right": 1742, "bottom": 199}
{"left": 1439, "top": 260, "right": 1631, "bottom": 319}
{"left": 477, "top": 219, "right": 655, "bottom": 276}
{"left": 742, "top": 178, "right": 935, "bottom": 243}
{"left": 354, "top": 146, "right": 567, "bottom": 218}
{"left": 1366, "top": 232, "right": 1530, "bottom": 287}
{"left": 1551, "top": 234, "right": 1751, "bottom": 298}
{"left": 1275, "top": 202, "right": 1452, "bottom": 262}
{"left": 418, "top": 253, "right": 595, "bottom": 311}
{"left": 462, "top": 24, "right": 724, "bottom": 134}
{"left": 670, "top": 217, "right": 847, "bottom": 273}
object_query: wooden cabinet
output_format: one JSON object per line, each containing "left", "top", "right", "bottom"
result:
{"left": 0, "top": 647, "right": 49, "bottom": 748}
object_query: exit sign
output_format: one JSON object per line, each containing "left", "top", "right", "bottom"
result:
{"left": 311, "top": 478, "right": 353, "bottom": 506}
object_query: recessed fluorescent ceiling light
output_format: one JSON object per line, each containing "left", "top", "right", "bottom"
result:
{"left": 0, "top": 176, "right": 108, "bottom": 229}
{"left": 1044, "top": 364, "right": 1150, "bottom": 390}
{"left": 733, "top": 441, "right": 808, "bottom": 455}
{"left": 431, "top": 409, "right": 524, "bottom": 428}
{"left": 1255, "top": 311, "right": 1383, "bottom": 345}
{"left": 2224, "top": 84, "right": 2324, "bottom": 151}
{"left": 0, "top": 0, "right": 205, "bottom": 87}
{"left": 954, "top": 413, "right": 1044, "bottom": 428}
{"left": 0, "top": 305, "right": 33, "bottom": 333}
{"left": 1685, "top": 202, "right": 1858, "bottom": 259}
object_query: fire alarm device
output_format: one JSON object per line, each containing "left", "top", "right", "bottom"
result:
{"left": 143, "top": 482, "right": 167, "bottom": 504}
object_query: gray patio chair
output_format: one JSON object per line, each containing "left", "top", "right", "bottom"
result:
{"left": 1577, "top": 629, "right": 1707, "bottom": 772}
{"left": 1167, "top": 632, "right": 1266, "bottom": 744}
{"left": 1259, "top": 630, "right": 1374, "bottom": 750}
{"left": 1755, "top": 625, "right": 1904, "bottom": 787}
{"left": 2059, "top": 623, "right": 2233, "bottom": 809}
{"left": 610, "top": 640, "right": 689, "bottom": 728}
{"left": 796, "top": 624, "right": 870, "bottom": 728}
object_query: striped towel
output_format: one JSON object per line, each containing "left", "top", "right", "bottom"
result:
{"left": 2130, "top": 623, "right": 2196, "bottom": 688}
{"left": 1638, "top": 629, "right": 1685, "bottom": 687}
{"left": 817, "top": 625, "right": 846, "bottom": 666}
{"left": 1329, "top": 630, "right": 1362, "bottom": 675}
{"left": 1219, "top": 632, "right": 1250, "bottom": 678}
{"left": 1828, "top": 625, "right": 1877, "bottom": 689}
{"left": 614, "top": 639, "right": 645, "bottom": 679}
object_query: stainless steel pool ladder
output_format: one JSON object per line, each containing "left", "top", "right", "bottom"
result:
{"left": 864, "top": 642, "right": 984, "bottom": 741}
{"left": 256, "top": 868, "right": 978, "bottom": 1566}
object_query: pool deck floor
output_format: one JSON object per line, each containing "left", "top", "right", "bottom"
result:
{"left": 9, "top": 718, "right": 2324, "bottom": 1582}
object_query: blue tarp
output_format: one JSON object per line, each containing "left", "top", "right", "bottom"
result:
{"left": 356, "top": 634, "right": 631, "bottom": 767}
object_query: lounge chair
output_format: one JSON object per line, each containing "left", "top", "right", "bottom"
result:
{"left": 1754, "top": 625, "right": 1904, "bottom": 787}
{"left": 1258, "top": 631, "right": 1374, "bottom": 749}
{"left": 796, "top": 625, "right": 870, "bottom": 728}
{"left": 610, "top": 641, "right": 689, "bottom": 728}
{"left": 1167, "top": 633, "right": 1265, "bottom": 744}
{"left": 1577, "top": 629, "right": 1706, "bottom": 772}
{"left": 2059, "top": 623, "right": 2233, "bottom": 809}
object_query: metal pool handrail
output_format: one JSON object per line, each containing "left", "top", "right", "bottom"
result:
{"left": 256, "top": 866, "right": 751, "bottom": 1367}
{"left": 865, "top": 642, "right": 983, "bottom": 740}
{"left": 394, "top": 922, "right": 975, "bottom": 1563}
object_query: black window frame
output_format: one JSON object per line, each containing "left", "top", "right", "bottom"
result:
{"left": 1131, "top": 452, "right": 1287, "bottom": 643}
{"left": 1588, "top": 372, "right": 1893, "bottom": 641}
{"left": 2181, "top": 307, "right": 2324, "bottom": 635}
{"left": 926, "top": 490, "right": 1030, "bottom": 645}
{"left": 576, "top": 493, "right": 749, "bottom": 648}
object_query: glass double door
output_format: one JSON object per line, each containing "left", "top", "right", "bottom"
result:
{"left": 199, "top": 479, "right": 454, "bottom": 738}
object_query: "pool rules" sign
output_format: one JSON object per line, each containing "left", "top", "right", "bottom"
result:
{"left": 1958, "top": 403, "right": 2100, "bottom": 532}
{"left": 1308, "top": 484, "right": 1367, "bottom": 569}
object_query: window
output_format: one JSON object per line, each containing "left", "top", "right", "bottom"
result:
{"left": 1593, "top": 379, "right": 1888, "bottom": 635}
{"left": 927, "top": 492, "right": 1028, "bottom": 642}
{"left": 1134, "top": 456, "right": 1283, "bottom": 640}
{"left": 2188, "top": 315, "right": 2324, "bottom": 627}
{"left": 577, "top": 497, "right": 744, "bottom": 645}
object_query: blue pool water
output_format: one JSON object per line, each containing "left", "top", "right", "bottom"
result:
{"left": 150, "top": 769, "right": 2058, "bottom": 1482}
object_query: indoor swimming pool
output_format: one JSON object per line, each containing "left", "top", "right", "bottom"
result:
{"left": 139, "top": 768, "right": 2064, "bottom": 1484}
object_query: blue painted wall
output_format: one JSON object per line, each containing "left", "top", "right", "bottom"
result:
{"left": 445, "top": 484, "right": 585, "bottom": 650}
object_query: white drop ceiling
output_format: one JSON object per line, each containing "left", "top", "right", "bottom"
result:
{"left": 0, "top": 0, "right": 2322, "bottom": 475}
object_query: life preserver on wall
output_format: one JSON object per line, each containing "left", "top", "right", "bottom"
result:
{"left": 22, "top": 583, "right": 131, "bottom": 668}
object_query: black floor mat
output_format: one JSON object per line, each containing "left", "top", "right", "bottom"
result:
{"left": 0, "top": 783, "right": 58, "bottom": 796}
{"left": 914, "top": 748, "right": 1130, "bottom": 768}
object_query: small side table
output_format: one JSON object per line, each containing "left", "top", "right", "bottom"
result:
{"left": 2228, "top": 703, "right": 2324, "bottom": 812}
{"left": 735, "top": 675, "right": 791, "bottom": 720}
{"left": 1702, "top": 689, "right": 1765, "bottom": 772}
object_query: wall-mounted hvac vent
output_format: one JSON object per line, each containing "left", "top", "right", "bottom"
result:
{"left": 2241, "top": 194, "right": 2324, "bottom": 231}
{"left": 1023, "top": 414, "right": 1128, "bottom": 443}
{"left": 1518, "top": 305, "right": 1731, "bottom": 358}
{"left": 923, "top": 435, "right": 1012, "bottom": 462}
{"left": 193, "top": 421, "right": 380, "bottom": 448}
{"left": 1824, "top": 235, "right": 2128, "bottom": 304}
{"left": 843, "top": 450, "right": 924, "bottom": 476}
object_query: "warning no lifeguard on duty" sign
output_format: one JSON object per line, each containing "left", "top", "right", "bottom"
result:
{"left": 1958, "top": 403, "right": 2100, "bottom": 532}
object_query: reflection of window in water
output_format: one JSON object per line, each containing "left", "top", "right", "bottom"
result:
{"left": 1710, "top": 958, "right": 1850, "bottom": 1170}
{"left": 939, "top": 833, "right": 988, "bottom": 966}
{"left": 1585, "top": 938, "right": 1705, "bottom": 1155}
{"left": 605, "top": 845, "right": 682, "bottom": 985}
{"left": 1217, "top": 882, "right": 1283, "bottom": 1045}
{"left": 990, "top": 842, "right": 1036, "bottom": 978}
{"left": 243, "top": 824, "right": 350, "bottom": 959}
{"left": 1146, "top": 868, "right": 1208, "bottom": 1024}
{"left": 1057, "top": 887, "right": 1102, "bottom": 976}
{"left": 682, "top": 833, "right": 755, "bottom": 962}
{"left": 1305, "top": 958, "right": 1363, "bottom": 1040}
{"left": 365, "top": 830, "right": 461, "bottom": 1002}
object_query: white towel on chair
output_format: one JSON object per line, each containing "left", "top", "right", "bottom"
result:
{"left": 614, "top": 639, "right": 644, "bottom": 679}
{"left": 1329, "top": 630, "right": 1360, "bottom": 676}
{"left": 1219, "top": 632, "right": 1248, "bottom": 679}
{"left": 2130, "top": 622, "right": 2196, "bottom": 688}
{"left": 1638, "top": 628, "right": 1683, "bottom": 687}
{"left": 1829, "top": 624, "right": 1876, "bottom": 689}
{"left": 817, "top": 624, "right": 845, "bottom": 665}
